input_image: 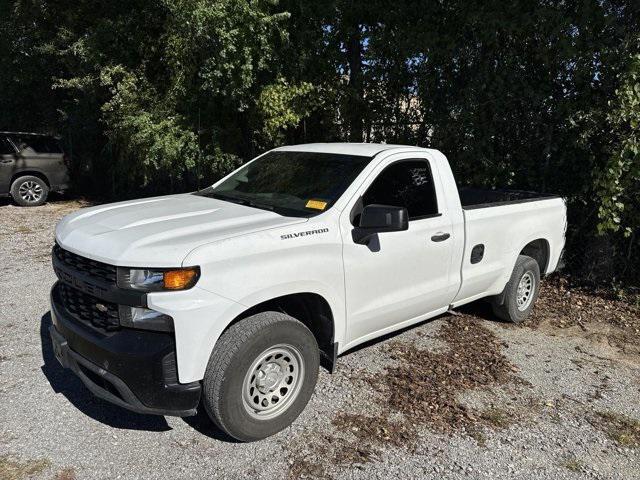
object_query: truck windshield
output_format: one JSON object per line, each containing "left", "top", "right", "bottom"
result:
{"left": 197, "top": 151, "right": 372, "bottom": 217}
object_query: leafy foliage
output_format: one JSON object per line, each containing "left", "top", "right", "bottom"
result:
{"left": 596, "top": 52, "right": 640, "bottom": 238}
{"left": 257, "top": 79, "right": 319, "bottom": 147}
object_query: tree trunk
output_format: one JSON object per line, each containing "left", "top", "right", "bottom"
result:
{"left": 345, "top": 27, "right": 364, "bottom": 142}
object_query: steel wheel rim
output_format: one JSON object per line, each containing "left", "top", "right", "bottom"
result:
{"left": 242, "top": 344, "right": 304, "bottom": 420}
{"left": 516, "top": 271, "right": 535, "bottom": 311}
{"left": 18, "top": 181, "right": 43, "bottom": 203}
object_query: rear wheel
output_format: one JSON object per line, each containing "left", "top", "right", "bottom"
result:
{"left": 202, "top": 312, "right": 319, "bottom": 441}
{"left": 10, "top": 175, "right": 49, "bottom": 206}
{"left": 491, "top": 255, "right": 540, "bottom": 323}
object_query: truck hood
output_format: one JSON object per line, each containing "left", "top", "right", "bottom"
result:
{"left": 55, "top": 193, "right": 307, "bottom": 267}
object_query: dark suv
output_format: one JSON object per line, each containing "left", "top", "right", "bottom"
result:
{"left": 0, "top": 132, "right": 70, "bottom": 206}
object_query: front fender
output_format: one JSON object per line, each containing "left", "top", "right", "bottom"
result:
{"left": 147, "top": 286, "right": 247, "bottom": 383}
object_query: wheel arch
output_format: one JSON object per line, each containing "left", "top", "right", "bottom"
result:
{"left": 518, "top": 238, "right": 550, "bottom": 274}
{"left": 11, "top": 170, "right": 51, "bottom": 187}
{"left": 221, "top": 292, "right": 337, "bottom": 372}
{"left": 492, "top": 236, "right": 551, "bottom": 307}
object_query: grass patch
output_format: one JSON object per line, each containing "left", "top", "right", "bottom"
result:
{"left": 594, "top": 411, "right": 640, "bottom": 447}
{"left": 560, "top": 457, "right": 583, "bottom": 472}
{"left": 477, "top": 407, "right": 517, "bottom": 429}
{"left": 0, "top": 456, "right": 50, "bottom": 480}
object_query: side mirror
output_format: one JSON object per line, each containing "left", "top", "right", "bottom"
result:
{"left": 352, "top": 204, "right": 409, "bottom": 245}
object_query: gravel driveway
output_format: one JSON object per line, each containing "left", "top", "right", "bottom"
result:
{"left": 1, "top": 199, "right": 639, "bottom": 480}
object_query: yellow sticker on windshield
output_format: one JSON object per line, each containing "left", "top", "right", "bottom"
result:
{"left": 305, "top": 199, "right": 328, "bottom": 211}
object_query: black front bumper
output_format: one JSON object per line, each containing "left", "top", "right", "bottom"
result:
{"left": 50, "top": 283, "right": 200, "bottom": 417}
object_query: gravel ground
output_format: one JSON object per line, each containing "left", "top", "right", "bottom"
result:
{"left": 0, "top": 198, "right": 639, "bottom": 480}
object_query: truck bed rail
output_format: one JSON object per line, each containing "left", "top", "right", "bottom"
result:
{"left": 459, "top": 187, "right": 561, "bottom": 210}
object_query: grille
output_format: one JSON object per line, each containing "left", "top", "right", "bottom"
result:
{"left": 53, "top": 244, "right": 117, "bottom": 284}
{"left": 58, "top": 283, "right": 120, "bottom": 332}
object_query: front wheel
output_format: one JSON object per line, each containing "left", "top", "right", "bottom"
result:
{"left": 202, "top": 312, "right": 319, "bottom": 441}
{"left": 491, "top": 254, "right": 541, "bottom": 323}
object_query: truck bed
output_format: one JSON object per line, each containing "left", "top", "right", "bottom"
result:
{"left": 452, "top": 187, "right": 566, "bottom": 307}
{"left": 458, "top": 187, "right": 560, "bottom": 210}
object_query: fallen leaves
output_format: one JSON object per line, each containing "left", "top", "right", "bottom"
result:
{"left": 527, "top": 276, "right": 640, "bottom": 357}
{"left": 368, "top": 316, "right": 515, "bottom": 435}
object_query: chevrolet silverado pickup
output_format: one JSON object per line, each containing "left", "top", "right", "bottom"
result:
{"left": 49, "top": 143, "right": 566, "bottom": 441}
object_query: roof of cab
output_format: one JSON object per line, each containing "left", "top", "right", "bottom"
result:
{"left": 274, "top": 142, "right": 430, "bottom": 157}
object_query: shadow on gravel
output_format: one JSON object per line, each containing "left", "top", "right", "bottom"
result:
{"left": 343, "top": 300, "right": 504, "bottom": 359}
{"left": 0, "top": 191, "right": 74, "bottom": 208}
{"left": 182, "top": 408, "right": 240, "bottom": 443}
{"left": 456, "top": 299, "right": 508, "bottom": 323}
{"left": 39, "top": 312, "right": 171, "bottom": 432}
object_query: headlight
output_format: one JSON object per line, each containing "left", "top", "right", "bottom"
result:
{"left": 117, "top": 266, "right": 200, "bottom": 292}
{"left": 119, "top": 306, "right": 173, "bottom": 332}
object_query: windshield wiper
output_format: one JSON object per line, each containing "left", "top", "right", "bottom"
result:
{"left": 247, "top": 201, "right": 274, "bottom": 211}
{"left": 205, "top": 192, "right": 249, "bottom": 206}
{"left": 200, "top": 191, "right": 308, "bottom": 217}
{"left": 206, "top": 192, "right": 276, "bottom": 212}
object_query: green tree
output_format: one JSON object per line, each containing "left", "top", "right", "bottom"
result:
{"left": 595, "top": 50, "right": 640, "bottom": 262}
{"left": 1, "top": 0, "right": 639, "bottom": 281}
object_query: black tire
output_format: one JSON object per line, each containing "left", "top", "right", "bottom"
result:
{"left": 10, "top": 175, "right": 49, "bottom": 206}
{"left": 202, "top": 312, "right": 319, "bottom": 442}
{"left": 491, "top": 254, "right": 541, "bottom": 323}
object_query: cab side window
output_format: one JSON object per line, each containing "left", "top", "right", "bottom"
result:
{"left": 362, "top": 160, "right": 439, "bottom": 220}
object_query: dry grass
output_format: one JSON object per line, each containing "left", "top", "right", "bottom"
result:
{"left": 0, "top": 456, "right": 50, "bottom": 480}
{"left": 592, "top": 411, "right": 640, "bottom": 447}
{"left": 12, "top": 226, "right": 34, "bottom": 234}
{"left": 477, "top": 407, "right": 518, "bottom": 430}
{"left": 560, "top": 457, "right": 583, "bottom": 472}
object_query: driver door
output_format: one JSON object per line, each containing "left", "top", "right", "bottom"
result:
{"left": 340, "top": 154, "right": 456, "bottom": 346}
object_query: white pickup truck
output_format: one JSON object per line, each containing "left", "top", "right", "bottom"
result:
{"left": 49, "top": 143, "right": 566, "bottom": 441}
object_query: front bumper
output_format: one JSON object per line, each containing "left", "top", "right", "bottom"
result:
{"left": 50, "top": 283, "right": 201, "bottom": 416}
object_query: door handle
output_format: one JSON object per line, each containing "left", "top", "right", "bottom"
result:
{"left": 431, "top": 232, "right": 450, "bottom": 242}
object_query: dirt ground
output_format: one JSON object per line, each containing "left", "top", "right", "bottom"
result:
{"left": 0, "top": 198, "right": 639, "bottom": 480}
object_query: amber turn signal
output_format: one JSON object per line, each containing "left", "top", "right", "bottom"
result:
{"left": 163, "top": 268, "right": 199, "bottom": 290}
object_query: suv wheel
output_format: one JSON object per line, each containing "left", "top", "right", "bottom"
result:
{"left": 202, "top": 312, "right": 319, "bottom": 441}
{"left": 10, "top": 175, "right": 49, "bottom": 206}
{"left": 491, "top": 254, "right": 541, "bottom": 323}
